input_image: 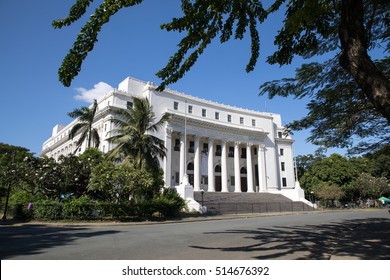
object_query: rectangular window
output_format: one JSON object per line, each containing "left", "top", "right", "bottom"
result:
{"left": 282, "top": 177, "right": 287, "bottom": 187}
{"left": 203, "top": 143, "right": 208, "bottom": 152}
{"left": 252, "top": 119, "right": 256, "bottom": 127}
{"left": 281, "top": 162, "right": 285, "bottom": 171}
{"left": 280, "top": 148, "right": 284, "bottom": 156}
{"left": 278, "top": 132, "right": 283, "bottom": 138}
{"left": 127, "top": 101, "right": 133, "bottom": 109}
{"left": 240, "top": 117, "right": 244, "bottom": 125}
{"left": 202, "top": 109, "right": 207, "bottom": 117}
{"left": 228, "top": 146, "right": 234, "bottom": 157}
{"left": 188, "top": 105, "right": 193, "bottom": 114}
{"left": 241, "top": 148, "right": 246, "bottom": 158}
{"left": 215, "top": 112, "right": 219, "bottom": 120}
{"left": 174, "top": 101, "right": 179, "bottom": 110}
{"left": 189, "top": 141, "right": 194, "bottom": 153}
{"left": 231, "top": 176, "right": 235, "bottom": 186}
{"left": 227, "top": 114, "right": 232, "bottom": 122}
{"left": 174, "top": 139, "right": 180, "bottom": 151}
{"left": 216, "top": 145, "right": 222, "bottom": 156}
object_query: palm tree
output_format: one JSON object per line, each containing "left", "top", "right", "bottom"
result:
{"left": 68, "top": 99, "right": 100, "bottom": 153}
{"left": 107, "top": 97, "right": 171, "bottom": 170}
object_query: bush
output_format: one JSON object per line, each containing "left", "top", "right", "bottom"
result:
{"left": 62, "top": 195, "right": 95, "bottom": 220}
{"left": 9, "top": 191, "right": 35, "bottom": 221}
{"left": 96, "top": 201, "right": 136, "bottom": 219}
{"left": 153, "top": 188, "right": 187, "bottom": 217}
{"left": 133, "top": 199, "right": 156, "bottom": 218}
{"left": 33, "top": 200, "right": 63, "bottom": 220}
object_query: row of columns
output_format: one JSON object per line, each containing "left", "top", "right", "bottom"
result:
{"left": 174, "top": 133, "right": 267, "bottom": 193}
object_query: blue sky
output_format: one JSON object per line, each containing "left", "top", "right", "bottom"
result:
{"left": 0, "top": 1, "right": 344, "bottom": 156}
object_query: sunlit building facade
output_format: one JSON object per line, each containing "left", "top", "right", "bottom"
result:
{"left": 42, "top": 77, "right": 300, "bottom": 198}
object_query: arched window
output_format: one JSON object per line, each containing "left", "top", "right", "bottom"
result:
{"left": 240, "top": 167, "right": 247, "bottom": 174}
{"left": 187, "top": 162, "right": 194, "bottom": 171}
{"left": 215, "top": 165, "right": 221, "bottom": 173}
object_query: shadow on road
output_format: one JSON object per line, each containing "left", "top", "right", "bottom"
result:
{"left": 0, "top": 224, "right": 120, "bottom": 259}
{"left": 190, "top": 217, "right": 390, "bottom": 260}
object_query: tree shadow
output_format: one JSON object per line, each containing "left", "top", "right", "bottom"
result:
{"left": 0, "top": 224, "right": 120, "bottom": 259}
{"left": 190, "top": 218, "right": 390, "bottom": 259}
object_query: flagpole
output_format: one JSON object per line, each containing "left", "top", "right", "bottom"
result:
{"left": 184, "top": 100, "right": 187, "bottom": 172}
{"left": 182, "top": 100, "right": 189, "bottom": 185}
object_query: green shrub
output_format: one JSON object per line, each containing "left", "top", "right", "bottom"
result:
{"left": 96, "top": 202, "right": 135, "bottom": 219}
{"left": 9, "top": 191, "right": 35, "bottom": 221}
{"left": 33, "top": 200, "right": 63, "bottom": 220}
{"left": 153, "top": 188, "right": 187, "bottom": 217}
{"left": 133, "top": 199, "right": 155, "bottom": 218}
{"left": 62, "top": 195, "right": 95, "bottom": 220}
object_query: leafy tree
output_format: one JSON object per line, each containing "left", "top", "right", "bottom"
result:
{"left": 67, "top": 99, "right": 100, "bottom": 152}
{"left": 300, "top": 153, "right": 360, "bottom": 197}
{"left": 0, "top": 143, "right": 31, "bottom": 157}
{"left": 88, "top": 160, "right": 133, "bottom": 203}
{"left": 127, "top": 167, "right": 164, "bottom": 201}
{"left": 58, "top": 154, "right": 91, "bottom": 198}
{"left": 79, "top": 147, "right": 105, "bottom": 166}
{"left": 352, "top": 172, "right": 390, "bottom": 199}
{"left": 261, "top": 57, "right": 389, "bottom": 153}
{"left": 312, "top": 182, "right": 345, "bottom": 207}
{"left": 107, "top": 97, "right": 171, "bottom": 170}
{"left": 89, "top": 160, "right": 163, "bottom": 202}
{"left": 24, "top": 156, "right": 66, "bottom": 200}
{"left": 53, "top": 1, "right": 389, "bottom": 153}
{"left": 364, "top": 144, "right": 390, "bottom": 178}
{"left": 295, "top": 153, "right": 325, "bottom": 179}
{"left": 0, "top": 144, "right": 34, "bottom": 219}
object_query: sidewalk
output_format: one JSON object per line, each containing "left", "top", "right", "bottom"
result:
{"left": 1, "top": 209, "right": 331, "bottom": 227}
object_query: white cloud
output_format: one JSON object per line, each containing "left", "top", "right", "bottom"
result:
{"left": 74, "top": 82, "right": 113, "bottom": 103}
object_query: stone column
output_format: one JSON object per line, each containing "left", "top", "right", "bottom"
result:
{"left": 179, "top": 133, "right": 185, "bottom": 184}
{"left": 193, "top": 136, "right": 201, "bottom": 191}
{"left": 163, "top": 128, "right": 173, "bottom": 187}
{"left": 246, "top": 143, "right": 254, "bottom": 192}
{"left": 221, "top": 140, "right": 229, "bottom": 192}
{"left": 234, "top": 141, "right": 241, "bottom": 192}
{"left": 208, "top": 138, "right": 215, "bottom": 192}
{"left": 258, "top": 144, "right": 267, "bottom": 192}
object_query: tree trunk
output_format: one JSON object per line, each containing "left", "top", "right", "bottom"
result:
{"left": 338, "top": 0, "right": 390, "bottom": 122}
{"left": 88, "top": 125, "right": 92, "bottom": 148}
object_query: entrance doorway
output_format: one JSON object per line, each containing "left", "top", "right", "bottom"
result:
{"left": 240, "top": 167, "right": 247, "bottom": 192}
{"left": 215, "top": 164, "right": 221, "bottom": 192}
{"left": 215, "top": 176, "right": 222, "bottom": 192}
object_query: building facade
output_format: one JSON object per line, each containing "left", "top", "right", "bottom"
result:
{"left": 42, "top": 77, "right": 298, "bottom": 195}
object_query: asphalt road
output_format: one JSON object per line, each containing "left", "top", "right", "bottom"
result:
{"left": 1, "top": 209, "right": 389, "bottom": 260}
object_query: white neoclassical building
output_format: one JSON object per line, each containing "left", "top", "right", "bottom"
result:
{"left": 42, "top": 77, "right": 306, "bottom": 206}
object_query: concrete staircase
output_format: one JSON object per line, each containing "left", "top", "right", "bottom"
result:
{"left": 193, "top": 192, "right": 314, "bottom": 215}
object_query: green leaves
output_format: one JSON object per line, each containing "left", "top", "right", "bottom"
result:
{"left": 67, "top": 99, "right": 100, "bottom": 150}
{"left": 54, "top": 0, "right": 145, "bottom": 86}
{"left": 267, "top": 0, "right": 338, "bottom": 65}
{"left": 156, "top": 0, "right": 270, "bottom": 90}
{"left": 260, "top": 56, "right": 390, "bottom": 154}
{"left": 107, "top": 97, "right": 170, "bottom": 170}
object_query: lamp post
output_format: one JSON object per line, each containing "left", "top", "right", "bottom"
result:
{"left": 200, "top": 189, "right": 204, "bottom": 213}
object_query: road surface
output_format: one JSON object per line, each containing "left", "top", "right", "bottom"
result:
{"left": 1, "top": 209, "right": 389, "bottom": 260}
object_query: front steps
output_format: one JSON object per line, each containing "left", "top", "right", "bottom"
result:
{"left": 193, "top": 192, "right": 314, "bottom": 215}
